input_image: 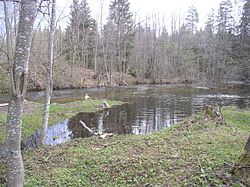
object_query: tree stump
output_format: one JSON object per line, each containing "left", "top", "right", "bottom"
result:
{"left": 203, "top": 104, "right": 223, "bottom": 123}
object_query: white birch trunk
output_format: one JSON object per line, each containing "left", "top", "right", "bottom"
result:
{"left": 6, "top": 0, "right": 37, "bottom": 186}
{"left": 40, "top": 0, "right": 56, "bottom": 145}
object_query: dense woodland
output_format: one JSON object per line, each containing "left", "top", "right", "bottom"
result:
{"left": 0, "top": 0, "right": 249, "bottom": 92}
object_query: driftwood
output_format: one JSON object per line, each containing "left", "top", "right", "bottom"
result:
{"left": 79, "top": 120, "right": 113, "bottom": 139}
{"left": 0, "top": 103, "right": 8, "bottom": 107}
{"left": 100, "top": 133, "right": 113, "bottom": 139}
{"left": 80, "top": 120, "right": 94, "bottom": 135}
{"left": 0, "top": 100, "right": 27, "bottom": 107}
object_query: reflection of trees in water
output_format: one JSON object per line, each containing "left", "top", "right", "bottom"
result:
{"left": 21, "top": 131, "right": 40, "bottom": 149}
{"left": 128, "top": 96, "right": 192, "bottom": 134}
{"left": 68, "top": 112, "right": 98, "bottom": 139}
{"left": 68, "top": 104, "right": 133, "bottom": 138}
{"left": 98, "top": 104, "right": 132, "bottom": 134}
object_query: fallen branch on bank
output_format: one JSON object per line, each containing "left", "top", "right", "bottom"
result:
{"left": 80, "top": 120, "right": 94, "bottom": 135}
{"left": 0, "top": 103, "right": 8, "bottom": 107}
{"left": 79, "top": 120, "right": 113, "bottom": 139}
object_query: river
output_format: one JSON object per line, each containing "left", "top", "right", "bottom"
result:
{"left": 2, "top": 84, "right": 249, "bottom": 147}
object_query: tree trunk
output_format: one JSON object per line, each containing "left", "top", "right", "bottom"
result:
{"left": 6, "top": 0, "right": 37, "bottom": 186}
{"left": 40, "top": 0, "right": 56, "bottom": 145}
{"left": 3, "top": 0, "right": 15, "bottom": 93}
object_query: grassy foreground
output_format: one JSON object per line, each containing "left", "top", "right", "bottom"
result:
{"left": 0, "top": 106, "right": 249, "bottom": 186}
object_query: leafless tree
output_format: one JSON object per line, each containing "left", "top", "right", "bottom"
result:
{"left": 3, "top": 0, "right": 37, "bottom": 186}
{"left": 39, "top": 0, "right": 56, "bottom": 145}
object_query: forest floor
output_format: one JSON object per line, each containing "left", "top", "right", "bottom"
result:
{"left": 0, "top": 104, "right": 249, "bottom": 186}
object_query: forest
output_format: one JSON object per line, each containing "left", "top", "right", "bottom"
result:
{"left": 0, "top": 0, "right": 249, "bottom": 186}
{"left": 0, "top": 0, "right": 249, "bottom": 93}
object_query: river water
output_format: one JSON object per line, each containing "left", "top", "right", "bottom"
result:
{"left": 3, "top": 84, "right": 249, "bottom": 148}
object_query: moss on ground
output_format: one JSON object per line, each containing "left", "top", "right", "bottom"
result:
{"left": 0, "top": 106, "right": 249, "bottom": 186}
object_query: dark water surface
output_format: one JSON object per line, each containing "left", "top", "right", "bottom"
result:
{"left": 4, "top": 84, "right": 249, "bottom": 147}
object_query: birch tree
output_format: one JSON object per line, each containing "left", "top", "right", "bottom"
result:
{"left": 39, "top": 0, "right": 56, "bottom": 145}
{"left": 4, "top": 0, "right": 37, "bottom": 186}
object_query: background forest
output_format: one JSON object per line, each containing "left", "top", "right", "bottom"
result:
{"left": 0, "top": 0, "right": 249, "bottom": 92}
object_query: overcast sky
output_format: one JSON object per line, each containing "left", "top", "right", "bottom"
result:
{"left": 56, "top": 0, "right": 242, "bottom": 29}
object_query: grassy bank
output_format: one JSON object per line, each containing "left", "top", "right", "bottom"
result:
{"left": 0, "top": 106, "right": 248, "bottom": 186}
{"left": 0, "top": 105, "right": 249, "bottom": 186}
{"left": 0, "top": 99, "right": 123, "bottom": 146}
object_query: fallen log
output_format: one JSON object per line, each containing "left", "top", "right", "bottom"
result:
{"left": 0, "top": 103, "right": 8, "bottom": 107}
{"left": 80, "top": 120, "right": 94, "bottom": 135}
{"left": 100, "top": 133, "right": 113, "bottom": 139}
{"left": 79, "top": 120, "right": 113, "bottom": 139}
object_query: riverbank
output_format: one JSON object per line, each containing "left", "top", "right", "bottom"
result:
{"left": 0, "top": 61, "right": 226, "bottom": 94}
{"left": 0, "top": 106, "right": 249, "bottom": 186}
{"left": 0, "top": 100, "right": 123, "bottom": 146}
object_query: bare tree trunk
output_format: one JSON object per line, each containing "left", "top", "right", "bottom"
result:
{"left": 40, "top": 0, "right": 56, "bottom": 145}
{"left": 94, "top": 26, "right": 98, "bottom": 72}
{"left": 5, "top": 0, "right": 37, "bottom": 186}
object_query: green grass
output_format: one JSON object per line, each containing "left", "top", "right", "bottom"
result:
{"left": 222, "top": 106, "right": 250, "bottom": 132}
{"left": 1, "top": 106, "right": 249, "bottom": 186}
{"left": 0, "top": 100, "right": 123, "bottom": 146}
{"left": 21, "top": 107, "right": 250, "bottom": 186}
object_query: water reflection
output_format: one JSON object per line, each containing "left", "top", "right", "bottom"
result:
{"left": 21, "top": 85, "right": 250, "bottom": 148}
{"left": 22, "top": 120, "right": 71, "bottom": 148}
